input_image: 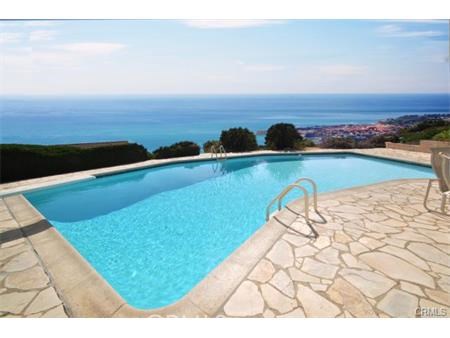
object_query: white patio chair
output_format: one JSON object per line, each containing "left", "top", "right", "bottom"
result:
{"left": 424, "top": 147, "right": 450, "bottom": 213}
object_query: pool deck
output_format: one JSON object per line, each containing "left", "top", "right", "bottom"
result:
{"left": 0, "top": 148, "right": 448, "bottom": 318}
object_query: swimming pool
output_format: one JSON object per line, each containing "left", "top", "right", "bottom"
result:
{"left": 26, "top": 153, "right": 434, "bottom": 309}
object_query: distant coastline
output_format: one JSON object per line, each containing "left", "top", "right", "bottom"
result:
{"left": 1, "top": 94, "right": 449, "bottom": 150}
{"left": 257, "top": 113, "right": 450, "bottom": 143}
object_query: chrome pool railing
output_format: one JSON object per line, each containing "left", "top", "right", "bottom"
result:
{"left": 266, "top": 177, "right": 319, "bottom": 223}
{"left": 210, "top": 145, "right": 227, "bottom": 160}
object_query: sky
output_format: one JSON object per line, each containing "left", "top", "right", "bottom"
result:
{"left": 0, "top": 19, "right": 448, "bottom": 95}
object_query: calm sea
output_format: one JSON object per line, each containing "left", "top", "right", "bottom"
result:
{"left": 1, "top": 94, "right": 449, "bottom": 151}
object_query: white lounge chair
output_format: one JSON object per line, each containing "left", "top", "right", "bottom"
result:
{"left": 424, "top": 147, "right": 450, "bottom": 213}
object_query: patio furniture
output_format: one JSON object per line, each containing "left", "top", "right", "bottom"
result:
{"left": 424, "top": 147, "right": 450, "bottom": 213}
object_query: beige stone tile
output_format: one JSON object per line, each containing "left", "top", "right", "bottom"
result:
{"left": 339, "top": 268, "right": 395, "bottom": 298}
{"left": 424, "top": 289, "right": 450, "bottom": 306}
{"left": 349, "top": 242, "right": 370, "bottom": 255}
{"left": 223, "top": 281, "right": 264, "bottom": 317}
{"left": 327, "top": 278, "right": 376, "bottom": 317}
{"left": 379, "top": 245, "right": 429, "bottom": 271}
{"left": 4, "top": 266, "right": 50, "bottom": 290}
{"left": 302, "top": 258, "right": 338, "bottom": 279}
{"left": 400, "top": 281, "right": 425, "bottom": 297}
{"left": 359, "top": 252, "right": 435, "bottom": 288}
{"left": 316, "top": 247, "right": 341, "bottom": 265}
{"left": 247, "top": 259, "right": 275, "bottom": 283}
{"left": 377, "top": 289, "right": 418, "bottom": 318}
{"left": 407, "top": 243, "right": 449, "bottom": 266}
{"left": 0, "top": 291, "right": 38, "bottom": 314}
{"left": 261, "top": 284, "right": 297, "bottom": 314}
{"left": 24, "top": 287, "right": 62, "bottom": 315}
{"left": 266, "top": 240, "right": 294, "bottom": 268}
{"left": 294, "top": 244, "right": 318, "bottom": 258}
{"left": 288, "top": 267, "right": 320, "bottom": 283}
{"left": 41, "top": 305, "right": 68, "bottom": 318}
{"left": 276, "top": 307, "right": 305, "bottom": 318}
{"left": 2, "top": 251, "right": 38, "bottom": 272}
{"left": 296, "top": 284, "right": 340, "bottom": 317}
{"left": 341, "top": 253, "right": 371, "bottom": 270}
{"left": 269, "top": 270, "right": 295, "bottom": 298}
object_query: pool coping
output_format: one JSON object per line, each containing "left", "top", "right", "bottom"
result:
{"left": 0, "top": 149, "right": 431, "bottom": 198}
{"left": 1, "top": 151, "right": 433, "bottom": 317}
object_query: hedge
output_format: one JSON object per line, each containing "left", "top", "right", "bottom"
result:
{"left": 153, "top": 141, "right": 200, "bottom": 159}
{"left": 0, "top": 143, "right": 150, "bottom": 183}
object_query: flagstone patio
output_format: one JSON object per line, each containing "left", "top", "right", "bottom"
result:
{"left": 218, "top": 180, "right": 449, "bottom": 318}
{"left": 0, "top": 198, "right": 68, "bottom": 317}
{"left": 0, "top": 149, "right": 448, "bottom": 318}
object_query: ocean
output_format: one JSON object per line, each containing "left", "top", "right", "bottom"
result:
{"left": 0, "top": 94, "right": 448, "bottom": 151}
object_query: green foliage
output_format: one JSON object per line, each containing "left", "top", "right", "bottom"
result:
{"left": 0, "top": 143, "right": 150, "bottom": 183}
{"left": 432, "top": 128, "right": 450, "bottom": 141}
{"left": 220, "top": 127, "right": 258, "bottom": 152}
{"left": 398, "top": 119, "right": 450, "bottom": 144}
{"left": 297, "top": 139, "right": 315, "bottom": 149}
{"left": 291, "top": 139, "right": 316, "bottom": 151}
{"left": 202, "top": 140, "right": 221, "bottom": 153}
{"left": 407, "top": 119, "right": 449, "bottom": 132}
{"left": 265, "top": 123, "right": 303, "bottom": 150}
{"left": 357, "top": 134, "right": 400, "bottom": 148}
{"left": 320, "top": 137, "right": 356, "bottom": 149}
{"left": 153, "top": 141, "right": 200, "bottom": 159}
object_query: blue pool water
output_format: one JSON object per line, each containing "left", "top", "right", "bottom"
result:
{"left": 26, "top": 154, "right": 434, "bottom": 309}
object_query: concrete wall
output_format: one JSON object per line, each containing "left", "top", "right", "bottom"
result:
{"left": 386, "top": 140, "right": 450, "bottom": 153}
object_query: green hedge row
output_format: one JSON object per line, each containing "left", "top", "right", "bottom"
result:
{"left": 0, "top": 143, "right": 150, "bottom": 183}
{"left": 153, "top": 141, "right": 200, "bottom": 159}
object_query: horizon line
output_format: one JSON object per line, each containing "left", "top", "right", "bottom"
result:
{"left": 1, "top": 92, "right": 449, "bottom": 97}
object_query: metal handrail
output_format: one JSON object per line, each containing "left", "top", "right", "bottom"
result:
{"left": 210, "top": 145, "right": 227, "bottom": 160}
{"left": 266, "top": 178, "right": 318, "bottom": 222}
{"left": 294, "top": 178, "right": 318, "bottom": 211}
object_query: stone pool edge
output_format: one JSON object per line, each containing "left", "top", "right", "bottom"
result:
{"left": 0, "top": 149, "right": 431, "bottom": 198}
{"left": 3, "top": 178, "right": 431, "bottom": 317}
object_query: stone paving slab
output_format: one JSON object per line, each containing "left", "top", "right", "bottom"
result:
{"left": 0, "top": 199, "right": 68, "bottom": 318}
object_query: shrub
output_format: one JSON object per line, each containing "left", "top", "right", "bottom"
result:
{"left": 0, "top": 143, "right": 150, "bottom": 183}
{"left": 265, "top": 123, "right": 302, "bottom": 150}
{"left": 294, "top": 139, "right": 315, "bottom": 150}
{"left": 432, "top": 128, "right": 450, "bottom": 141}
{"left": 357, "top": 134, "right": 400, "bottom": 148}
{"left": 153, "top": 141, "right": 200, "bottom": 159}
{"left": 203, "top": 140, "right": 221, "bottom": 153}
{"left": 400, "top": 120, "right": 450, "bottom": 144}
{"left": 320, "top": 137, "right": 356, "bottom": 149}
{"left": 220, "top": 127, "right": 258, "bottom": 152}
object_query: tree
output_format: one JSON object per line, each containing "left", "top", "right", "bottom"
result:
{"left": 265, "top": 123, "right": 302, "bottom": 150}
{"left": 220, "top": 127, "right": 258, "bottom": 152}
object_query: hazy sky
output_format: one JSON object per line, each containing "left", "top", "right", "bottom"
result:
{"left": 0, "top": 19, "right": 448, "bottom": 95}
